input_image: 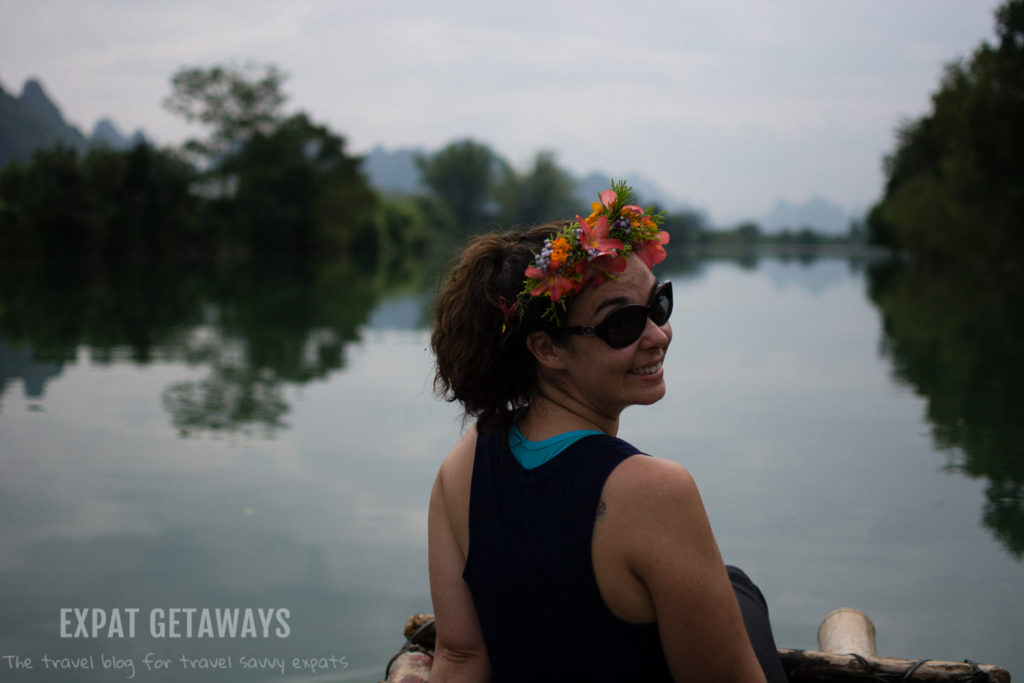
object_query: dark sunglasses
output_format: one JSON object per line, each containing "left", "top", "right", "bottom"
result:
{"left": 554, "top": 281, "right": 673, "bottom": 348}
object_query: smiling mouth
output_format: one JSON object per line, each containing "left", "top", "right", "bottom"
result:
{"left": 630, "top": 361, "right": 662, "bottom": 376}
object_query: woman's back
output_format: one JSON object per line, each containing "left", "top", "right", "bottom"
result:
{"left": 461, "top": 427, "right": 672, "bottom": 681}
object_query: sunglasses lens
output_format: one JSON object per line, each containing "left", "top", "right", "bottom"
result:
{"left": 651, "top": 286, "right": 672, "bottom": 325}
{"left": 603, "top": 307, "right": 648, "bottom": 348}
{"left": 598, "top": 283, "right": 674, "bottom": 348}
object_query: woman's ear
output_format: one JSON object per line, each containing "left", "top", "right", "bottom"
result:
{"left": 525, "top": 331, "right": 568, "bottom": 371}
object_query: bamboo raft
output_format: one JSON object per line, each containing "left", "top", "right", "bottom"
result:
{"left": 381, "top": 609, "right": 1011, "bottom": 682}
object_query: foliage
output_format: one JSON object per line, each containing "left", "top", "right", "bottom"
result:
{"left": 495, "top": 150, "right": 579, "bottom": 226}
{"left": 0, "top": 143, "right": 199, "bottom": 261}
{"left": 163, "top": 63, "right": 287, "bottom": 164}
{"left": 868, "top": 0, "right": 1024, "bottom": 267}
{"left": 215, "top": 112, "right": 378, "bottom": 258}
{"left": 415, "top": 139, "right": 503, "bottom": 234}
{"left": 0, "top": 61, "right": 436, "bottom": 278}
{"left": 414, "top": 143, "right": 586, "bottom": 241}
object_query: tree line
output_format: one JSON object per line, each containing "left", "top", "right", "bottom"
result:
{"left": 0, "top": 62, "right": 866, "bottom": 272}
{"left": 868, "top": 0, "right": 1023, "bottom": 270}
{"left": 0, "top": 65, "right": 607, "bottom": 270}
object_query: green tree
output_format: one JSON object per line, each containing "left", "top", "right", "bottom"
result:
{"left": 416, "top": 139, "right": 502, "bottom": 234}
{"left": 0, "top": 143, "right": 197, "bottom": 261}
{"left": 163, "top": 63, "right": 287, "bottom": 164}
{"left": 162, "top": 63, "right": 379, "bottom": 261}
{"left": 0, "top": 146, "right": 91, "bottom": 257}
{"left": 218, "top": 113, "right": 377, "bottom": 258}
{"left": 868, "top": 0, "right": 1024, "bottom": 266}
{"left": 735, "top": 221, "right": 762, "bottom": 243}
{"left": 495, "top": 150, "right": 578, "bottom": 226}
{"left": 661, "top": 209, "right": 709, "bottom": 246}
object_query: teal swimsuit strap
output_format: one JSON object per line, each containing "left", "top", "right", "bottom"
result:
{"left": 508, "top": 424, "right": 605, "bottom": 470}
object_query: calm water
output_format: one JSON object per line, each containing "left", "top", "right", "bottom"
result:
{"left": 1, "top": 255, "right": 1020, "bottom": 681}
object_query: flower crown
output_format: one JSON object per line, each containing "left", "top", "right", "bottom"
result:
{"left": 516, "top": 180, "right": 670, "bottom": 325}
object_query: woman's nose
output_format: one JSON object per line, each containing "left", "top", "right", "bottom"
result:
{"left": 640, "top": 317, "right": 671, "bottom": 348}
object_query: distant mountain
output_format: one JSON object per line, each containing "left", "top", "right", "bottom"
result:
{"left": 362, "top": 147, "right": 701, "bottom": 216}
{"left": 363, "top": 145, "right": 424, "bottom": 195}
{"left": 361, "top": 145, "right": 855, "bottom": 234}
{"left": 0, "top": 77, "right": 148, "bottom": 167}
{"left": 759, "top": 196, "right": 853, "bottom": 235}
{"left": 91, "top": 119, "right": 125, "bottom": 148}
{"left": 0, "top": 78, "right": 88, "bottom": 166}
{"left": 90, "top": 118, "right": 148, "bottom": 150}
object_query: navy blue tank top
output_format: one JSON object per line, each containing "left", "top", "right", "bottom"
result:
{"left": 462, "top": 428, "right": 673, "bottom": 682}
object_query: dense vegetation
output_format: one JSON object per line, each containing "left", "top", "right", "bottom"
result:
{"left": 864, "top": 0, "right": 1024, "bottom": 559}
{"left": 1, "top": 62, "right": 861, "bottom": 275}
{"left": 868, "top": 0, "right": 1023, "bottom": 269}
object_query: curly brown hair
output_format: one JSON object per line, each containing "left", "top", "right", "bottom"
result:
{"left": 431, "top": 222, "right": 571, "bottom": 434}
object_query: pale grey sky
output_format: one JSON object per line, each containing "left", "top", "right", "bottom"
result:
{"left": 0, "top": 0, "right": 1003, "bottom": 223}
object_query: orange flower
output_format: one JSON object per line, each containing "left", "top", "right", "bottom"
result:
{"left": 584, "top": 189, "right": 618, "bottom": 226}
{"left": 621, "top": 204, "right": 645, "bottom": 226}
{"left": 549, "top": 236, "right": 571, "bottom": 268}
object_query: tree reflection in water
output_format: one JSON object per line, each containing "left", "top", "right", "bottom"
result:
{"left": 867, "top": 261, "right": 1024, "bottom": 558}
{"left": 0, "top": 256, "right": 393, "bottom": 436}
{"left": 6, "top": 253, "right": 1021, "bottom": 556}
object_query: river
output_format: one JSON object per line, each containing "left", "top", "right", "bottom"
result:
{"left": 1, "top": 254, "right": 1020, "bottom": 681}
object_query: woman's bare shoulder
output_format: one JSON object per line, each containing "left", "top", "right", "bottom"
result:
{"left": 437, "top": 424, "right": 478, "bottom": 492}
{"left": 599, "top": 455, "right": 712, "bottom": 570}
{"left": 603, "top": 455, "right": 700, "bottom": 509}
{"left": 432, "top": 425, "right": 479, "bottom": 557}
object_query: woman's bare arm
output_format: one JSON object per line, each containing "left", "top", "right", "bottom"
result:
{"left": 427, "top": 436, "right": 491, "bottom": 682}
{"left": 603, "top": 456, "right": 766, "bottom": 683}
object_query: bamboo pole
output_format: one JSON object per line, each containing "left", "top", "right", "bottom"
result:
{"left": 383, "top": 612, "right": 1012, "bottom": 683}
{"left": 817, "top": 608, "right": 876, "bottom": 657}
{"left": 780, "top": 607, "right": 1011, "bottom": 682}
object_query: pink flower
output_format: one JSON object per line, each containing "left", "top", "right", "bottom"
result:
{"left": 578, "top": 215, "right": 623, "bottom": 258}
{"left": 581, "top": 253, "right": 627, "bottom": 288}
{"left": 635, "top": 231, "right": 670, "bottom": 268}
{"left": 585, "top": 190, "right": 619, "bottom": 226}
{"left": 498, "top": 296, "right": 518, "bottom": 333}
{"left": 525, "top": 266, "right": 576, "bottom": 302}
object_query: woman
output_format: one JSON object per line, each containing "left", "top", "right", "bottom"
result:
{"left": 428, "top": 182, "right": 785, "bottom": 682}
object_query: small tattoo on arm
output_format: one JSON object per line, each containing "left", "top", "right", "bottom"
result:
{"left": 595, "top": 499, "right": 607, "bottom": 522}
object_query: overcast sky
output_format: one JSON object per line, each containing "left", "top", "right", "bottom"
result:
{"left": 0, "top": 0, "right": 1003, "bottom": 224}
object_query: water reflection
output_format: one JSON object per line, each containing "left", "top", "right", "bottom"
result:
{"left": 3, "top": 253, "right": 1021, "bottom": 557}
{"left": 0, "top": 258, "right": 392, "bottom": 436}
{"left": 867, "top": 262, "right": 1024, "bottom": 558}
{"left": 1, "top": 252, "right": 1021, "bottom": 677}
{"left": 0, "top": 341, "right": 63, "bottom": 411}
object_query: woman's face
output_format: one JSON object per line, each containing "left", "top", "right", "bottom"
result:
{"left": 555, "top": 254, "right": 672, "bottom": 418}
